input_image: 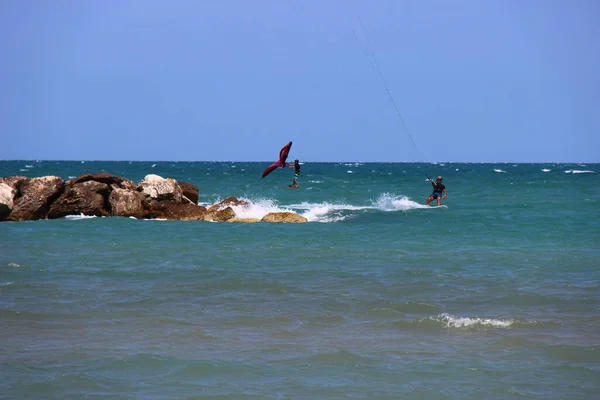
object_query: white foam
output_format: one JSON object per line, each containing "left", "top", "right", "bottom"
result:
{"left": 541, "top": 169, "right": 551, "bottom": 172}
{"left": 205, "top": 192, "right": 442, "bottom": 223}
{"left": 25, "top": 165, "right": 34, "bottom": 168}
{"left": 347, "top": 170, "right": 354, "bottom": 174}
{"left": 565, "top": 170, "right": 594, "bottom": 174}
{"left": 435, "top": 313, "right": 514, "bottom": 328}
{"left": 7, "top": 263, "right": 21, "bottom": 268}
{"left": 65, "top": 214, "right": 98, "bottom": 220}
{"left": 229, "top": 198, "right": 294, "bottom": 220}
{"left": 291, "top": 201, "right": 366, "bottom": 223}
{"left": 373, "top": 193, "right": 429, "bottom": 211}
{"left": 494, "top": 169, "right": 506, "bottom": 173}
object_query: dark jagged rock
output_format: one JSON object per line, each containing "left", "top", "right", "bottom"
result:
{"left": 72, "top": 172, "right": 136, "bottom": 190}
{"left": 207, "top": 206, "right": 236, "bottom": 222}
{"left": 48, "top": 181, "right": 110, "bottom": 219}
{"left": 207, "top": 196, "right": 249, "bottom": 212}
{"left": 178, "top": 181, "right": 199, "bottom": 205}
{"left": 8, "top": 176, "right": 64, "bottom": 221}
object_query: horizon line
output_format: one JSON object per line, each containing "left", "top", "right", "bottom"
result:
{"left": 1, "top": 159, "right": 598, "bottom": 164}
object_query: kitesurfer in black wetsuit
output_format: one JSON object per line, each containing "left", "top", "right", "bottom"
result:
{"left": 426, "top": 176, "right": 447, "bottom": 206}
{"left": 288, "top": 159, "right": 300, "bottom": 188}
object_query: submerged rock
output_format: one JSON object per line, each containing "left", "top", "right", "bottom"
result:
{"left": 208, "top": 196, "right": 249, "bottom": 212}
{"left": 205, "top": 206, "right": 236, "bottom": 222}
{"left": 227, "top": 217, "right": 261, "bottom": 223}
{"left": 261, "top": 212, "right": 307, "bottom": 223}
{"left": 147, "top": 201, "right": 207, "bottom": 221}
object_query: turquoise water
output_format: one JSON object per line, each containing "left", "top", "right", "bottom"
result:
{"left": 1, "top": 161, "right": 599, "bottom": 399}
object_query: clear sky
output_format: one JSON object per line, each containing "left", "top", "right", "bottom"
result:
{"left": 1, "top": 0, "right": 598, "bottom": 162}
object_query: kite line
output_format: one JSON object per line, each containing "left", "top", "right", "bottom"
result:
{"left": 352, "top": 17, "right": 423, "bottom": 161}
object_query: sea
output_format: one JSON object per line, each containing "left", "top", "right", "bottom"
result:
{"left": 1, "top": 160, "right": 599, "bottom": 399}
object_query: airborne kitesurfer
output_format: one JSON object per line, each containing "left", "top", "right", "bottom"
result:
{"left": 288, "top": 159, "right": 300, "bottom": 188}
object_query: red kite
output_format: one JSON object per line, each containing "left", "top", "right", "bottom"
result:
{"left": 262, "top": 141, "right": 292, "bottom": 178}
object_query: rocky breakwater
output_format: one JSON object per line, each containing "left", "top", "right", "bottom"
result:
{"left": 0, "top": 173, "right": 307, "bottom": 223}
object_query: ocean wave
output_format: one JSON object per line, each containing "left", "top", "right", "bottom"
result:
{"left": 284, "top": 349, "right": 375, "bottom": 365}
{"left": 372, "top": 193, "right": 429, "bottom": 211}
{"left": 494, "top": 169, "right": 506, "bottom": 173}
{"left": 434, "top": 313, "right": 514, "bottom": 328}
{"left": 223, "top": 193, "right": 437, "bottom": 223}
{"left": 228, "top": 197, "right": 296, "bottom": 220}
{"left": 389, "top": 313, "right": 517, "bottom": 332}
{"left": 564, "top": 170, "right": 594, "bottom": 174}
{"left": 64, "top": 214, "right": 98, "bottom": 220}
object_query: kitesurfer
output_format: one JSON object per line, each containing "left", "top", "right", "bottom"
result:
{"left": 426, "top": 176, "right": 446, "bottom": 206}
{"left": 288, "top": 159, "right": 300, "bottom": 188}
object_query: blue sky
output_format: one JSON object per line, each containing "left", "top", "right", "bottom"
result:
{"left": 1, "top": 0, "right": 598, "bottom": 162}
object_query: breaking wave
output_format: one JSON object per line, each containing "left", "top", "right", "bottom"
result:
{"left": 433, "top": 313, "right": 515, "bottom": 328}
{"left": 220, "top": 193, "right": 439, "bottom": 223}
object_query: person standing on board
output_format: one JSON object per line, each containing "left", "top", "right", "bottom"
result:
{"left": 426, "top": 175, "right": 446, "bottom": 206}
{"left": 288, "top": 159, "right": 300, "bottom": 188}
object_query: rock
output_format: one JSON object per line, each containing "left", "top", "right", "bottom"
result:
{"left": 8, "top": 176, "right": 64, "bottom": 221}
{"left": 0, "top": 183, "right": 16, "bottom": 220}
{"left": 109, "top": 188, "right": 148, "bottom": 218}
{"left": 48, "top": 181, "right": 109, "bottom": 219}
{"left": 208, "top": 196, "right": 249, "bottom": 212}
{"left": 147, "top": 201, "right": 207, "bottom": 220}
{"left": 261, "top": 212, "right": 308, "bottom": 223}
{"left": 137, "top": 174, "right": 183, "bottom": 202}
{"left": 72, "top": 172, "right": 136, "bottom": 190}
{"left": 211, "top": 206, "right": 236, "bottom": 222}
{"left": 178, "top": 181, "right": 199, "bottom": 205}
{"left": 204, "top": 206, "right": 236, "bottom": 222}
{"left": 0, "top": 176, "right": 29, "bottom": 194}
{"left": 227, "top": 217, "right": 261, "bottom": 223}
